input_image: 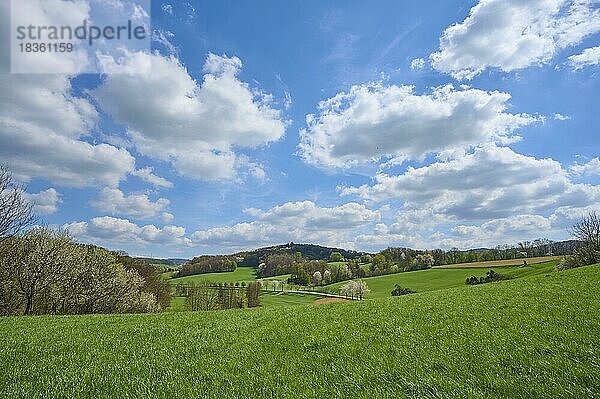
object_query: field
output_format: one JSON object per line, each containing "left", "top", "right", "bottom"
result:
{"left": 1, "top": 263, "right": 599, "bottom": 398}
{"left": 170, "top": 266, "right": 258, "bottom": 284}
{"left": 324, "top": 260, "right": 558, "bottom": 298}
{"left": 433, "top": 256, "right": 561, "bottom": 269}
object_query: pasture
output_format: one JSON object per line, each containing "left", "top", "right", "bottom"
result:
{"left": 433, "top": 255, "right": 561, "bottom": 269}
{"left": 323, "top": 260, "right": 558, "bottom": 298}
{"left": 170, "top": 266, "right": 258, "bottom": 284}
{"left": 0, "top": 265, "right": 600, "bottom": 399}
{"left": 0, "top": 263, "right": 598, "bottom": 398}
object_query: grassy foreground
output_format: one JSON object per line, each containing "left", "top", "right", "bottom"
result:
{"left": 1, "top": 264, "right": 599, "bottom": 398}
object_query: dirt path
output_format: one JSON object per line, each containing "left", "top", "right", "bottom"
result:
{"left": 314, "top": 298, "right": 348, "bottom": 305}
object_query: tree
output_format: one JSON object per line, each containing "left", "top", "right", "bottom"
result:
{"left": 567, "top": 212, "right": 600, "bottom": 267}
{"left": 0, "top": 165, "right": 36, "bottom": 240}
{"left": 391, "top": 285, "right": 416, "bottom": 296}
{"left": 339, "top": 281, "right": 355, "bottom": 299}
{"left": 247, "top": 282, "right": 261, "bottom": 307}
{"left": 323, "top": 269, "right": 332, "bottom": 284}
{"left": 371, "top": 254, "right": 388, "bottom": 270}
{"left": 312, "top": 271, "right": 322, "bottom": 286}
{"left": 0, "top": 228, "right": 160, "bottom": 316}
{"left": 329, "top": 252, "right": 343, "bottom": 262}
{"left": 2, "top": 228, "right": 71, "bottom": 314}
{"left": 353, "top": 280, "right": 370, "bottom": 300}
{"left": 339, "top": 280, "right": 370, "bottom": 300}
{"left": 359, "top": 254, "right": 372, "bottom": 264}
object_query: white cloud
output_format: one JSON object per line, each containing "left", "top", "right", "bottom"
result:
{"left": 25, "top": 188, "right": 62, "bottom": 216}
{"left": 131, "top": 167, "right": 174, "bottom": 188}
{"left": 430, "top": 0, "right": 600, "bottom": 79}
{"left": 8, "top": 0, "right": 92, "bottom": 74}
{"left": 0, "top": 74, "right": 135, "bottom": 187}
{"left": 161, "top": 3, "right": 173, "bottom": 15}
{"left": 93, "top": 52, "right": 287, "bottom": 181}
{"left": 299, "top": 83, "right": 538, "bottom": 168}
{"left": 191, "top": 201, "right": 381, "bottom": 251}
{"left": 245, "top": 201, "right": 381, "bottom": 230}
{"left": 65, "top": 216, "right": 191, "bottom": 247}
{"left": 161, "top": 212, "right": 175, "bottom": 223}
{"left": 410, "top": 58, "right": 426, "bottom": 70}
{"left": 570, "top": 158, "right": 600, "bottom": 176}
{"left": 568, "top": 45, "right": 600, "bottom": 70}
{"left": 341, "top": 145, "right": 600, "bottom": 220}
{"left": 553, "top": 113, "right": 571, "bottom": 121}
{"left": 90, "top": 188, "right": 170, "bottom": 220}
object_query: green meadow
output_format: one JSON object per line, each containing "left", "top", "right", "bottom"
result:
{"left": 324, "top": 260, "right": 558, "bottom": 298}
{"left": 1, "top": 263, "right": 599, "bottom": 398}
{"left": 170, "top": 266, "right": 258, "bottom": 284}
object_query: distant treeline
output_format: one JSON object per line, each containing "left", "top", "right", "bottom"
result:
{"left": 134, "top": 257, "right": 188, "bottom": 266}
{"left": 235, "top": 243, "right": 363, "bottom": 267}
{"left": 177, "top": 255, "right": 237, "bottom": 277}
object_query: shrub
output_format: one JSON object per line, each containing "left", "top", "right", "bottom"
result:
{"left": 465, "top": 270, "right": 511, "bottom": 285}
{"left": 391, "top": 285, "right": 416, "bottom": 296}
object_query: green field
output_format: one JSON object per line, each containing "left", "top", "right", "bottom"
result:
{"left": 260, "top": 292, "right": 324, "bottom": 307}
{"left": 1, "top": 263, "right": 599, "bottom": 398}
{"left": 323, "top": 260, "right": 558, "bottom": 298}
{"left": 170, "top": 266, "right": 258, "bottom": 284}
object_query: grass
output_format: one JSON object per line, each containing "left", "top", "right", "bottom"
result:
{"left": 323, "top": 260, "right": 558, "bottom": 298}
{"left": 151, "top": 263, "right": 178, "bottom": 270}
{"left": 434, "top": 255, "right": 561, "bottom": 269}
{"left": 0, "top": 263, "right": 598, "bottom": 398}
{"left": 260, "top": 292, "right": 324, "bottom": 308}
{"left": 169, "top": 266, "right": 258, "bottom": 285}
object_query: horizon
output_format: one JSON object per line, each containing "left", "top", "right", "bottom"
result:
{"left": 2, "top": 0, "right": 599, "bottom": 258}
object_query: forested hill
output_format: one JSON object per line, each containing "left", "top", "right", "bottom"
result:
{"left": 234, "top": 243, "right": 364, "bottom": 267}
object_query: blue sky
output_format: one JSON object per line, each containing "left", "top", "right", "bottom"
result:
{"left": 1, "top": 0, "right": 600, "bottom": 258}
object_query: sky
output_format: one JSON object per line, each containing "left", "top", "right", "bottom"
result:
{"left": 1, "top": 0, "right": 599, "bottom": 258}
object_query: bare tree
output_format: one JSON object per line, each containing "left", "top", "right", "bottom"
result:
{"left": 567, "top": 211, "right": 600, "bottom": 267}
{"left": 570, "top": 211, "right": 600, "bottom": 247}
{"left": 0, "top": 165, "right": 36, "bottom": 239}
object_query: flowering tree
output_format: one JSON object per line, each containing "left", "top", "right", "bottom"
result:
{"left": 323, "top": 270, "right": 332, "bottom": 284}
{"left": 339, "top": 280, "right": 370, "bottom": 300}
{"left": 312, "top": 271, "right": 322, "bottom": 286}
{"left": 353, "top": 280, "right": 370, "bottom": 300}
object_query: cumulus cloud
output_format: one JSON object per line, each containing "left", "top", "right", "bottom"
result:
{"left": 568, "top": 45, "right": 600, "bottom": 70}
{"left": 25, "top": 188, "right": 62, "bottom": 216}
{"left": 245, "top": 201, "right": 380, "bottom": 230}
{"left": 131, "top": 167, "right": 174, "bottom": 189}
{"left": 341, "top": 145, "right": 600, "bottom": 220}
{"left": 90, "top": 188, "right": 170, "bottom": 220}
{"left": 430, "top": 0, "right": 600, "bottom": 79}
{"left": 0, "top": 74, "right": 135, "bottom": 187}
{"left": 299, "top": 83, "right": 538, "bottom": 168}
{"left": 410, "top": 58, "right": 426, "bottom": 70}
{"left": 570, "top": 158, "right": 600, "bottom": 176}
{"left": 65, "top": 216, "right": 191, "bottom": 247}
{"left": 93, "top": 52, "right": 287, "bottom": 181}
{"left": 191, "top": 201, "right": 381, "bottom": 251}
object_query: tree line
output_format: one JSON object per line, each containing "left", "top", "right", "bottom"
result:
{"left": 177, "top": 255, "right": 237, "bottom": 277}
{"left": 175, "top": 282, "right": 261, "bottom": 311}
{"left": 0, "top": 228, "right": 171, "bottom": 316}
{"left": 0, "top": 164, "right": 170, "bottom": 316}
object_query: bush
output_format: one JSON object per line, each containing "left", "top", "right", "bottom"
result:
{"left": 391, "top": 285, "right": 416, "bottom": 296}
{"left": 465, "top": 270, "right": 511, "bottom": 286}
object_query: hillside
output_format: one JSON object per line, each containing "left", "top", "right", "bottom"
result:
{"left": 234, "top": 243, "right": 364, "bottom": 266}
{"left": 1, "top": 264, "right": 599, "bottom": 398}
